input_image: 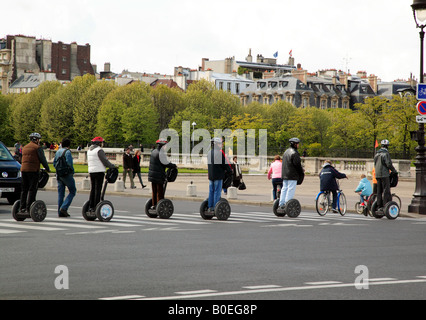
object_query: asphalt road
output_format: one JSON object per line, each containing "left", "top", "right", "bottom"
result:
{"left": 0, "top": 190, "right": 425, "bottom": 305}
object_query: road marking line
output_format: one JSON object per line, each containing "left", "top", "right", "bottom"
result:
{"left": 175, "top": 289, "right": 217, "bottom": 295}
{"left": 133, "top": 278, "right": 426, "bottom": 300}
{"left": 0, "top": 222, "right": 66, "bottom": 231}
{"left": 305, "top": 281, "right": 342, "bottom": 285}
{"left": 0, "top": 228, "right": 25, "bottom": 234}
{"left": 368, "top": 278, "right": 397, "bottom": 282}
{"left": 99, "top": 295, "right": 145, "bottom": 300}
{"left": 242, "top": 285, "right": 282, "bottom": 289}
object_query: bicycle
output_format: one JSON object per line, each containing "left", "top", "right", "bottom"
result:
{"left": 315, "top": 181, "right": 347, "bottom": 216}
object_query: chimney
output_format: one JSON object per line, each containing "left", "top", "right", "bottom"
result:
{"left": 292, "top": 68, "right": 307, "bottom": 85}
{"left": 339, "top": 74, "right": 349, "bottom": 90}
{"left": 104, "top": 62, "right": 110, "bottom": 72}
{"left": 201, "top": 58, "right": 209, "bottom": 71}
{"left": 368, "top": 74, "right": 378, "bottom": 93}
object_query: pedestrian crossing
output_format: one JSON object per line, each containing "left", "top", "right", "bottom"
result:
{"left": 0, "top": 205, "right": 414, "bottom": 235}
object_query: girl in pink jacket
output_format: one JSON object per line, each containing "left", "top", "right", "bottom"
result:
{"left": 268, "top": 155, "right": 283, "bottom": 200}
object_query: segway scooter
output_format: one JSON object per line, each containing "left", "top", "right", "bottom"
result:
{"left": 199, "top": 172, "right": 232, "bottom": 221}
{"left": 272, "top": 175, "right": 303, "bottom": 218}
{"left": 82, "top": 167, "right": 118, "bottom": 222}
{"left": 12, "top": 169, "right": 49, "bottom": 222}
{"left": 144, "top": 167, "right": 178, "bottom": 219}
{"left": 370, "top": 172, "right": 400, "bottom": 220}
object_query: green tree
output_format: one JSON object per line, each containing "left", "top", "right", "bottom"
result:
{"left": 151, "top": 85, "right": 185, "bottom": 131}
{"left": 73, "top": 80, "right": 117, "bottom": 145}
{"left": 0, "top": 94, "right": 15, "bottom": 145}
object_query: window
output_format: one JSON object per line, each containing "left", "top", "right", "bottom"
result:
{"left": 258, "top": 82, "right": 266, "bottom": 89}
{"left": 227, "top": 82, "right": 231, "bottom": 92}
{"left": 236, "top": 83, "right": 240, "bottom": 94}
{"left": 62, "top": 69, "right": 67, "bottom": 75}
{"left": 219, "top": 82, "right": 223, "bottom": 90}
{"left": 62, "top": 57, "right": 67, "bottom": 62}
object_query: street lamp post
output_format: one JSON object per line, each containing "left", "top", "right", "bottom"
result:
{"left": 409, "top": 0, "right": 426, "bottom": 214}
{"left": 192, "top": 122, "right": 197, "bottom": 150}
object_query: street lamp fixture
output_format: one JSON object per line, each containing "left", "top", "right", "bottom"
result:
{"left": 192, "top": 122, "right": 197, "bottom": 149}
{"left": 409, "top": 0, "right": 426, "bottom": 214}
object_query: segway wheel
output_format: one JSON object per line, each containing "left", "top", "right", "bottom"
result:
{"left": 29, "top": 200, "right": 47, "bottom": 222}
{"left": 200, "top": 199, "right": 214, "bottom": 220}
{"left": 12, "top": 200, "right": 26, "bottom": 221}
{"left": 273, "top": 199, "right": 286, "bottom": 217}
{"left": 285, "top": 199, "right": 301, "bottom": 218}
{"left": 144, "top": 198, "right": 158, "bottom": 218}
{"left": 215, "top": 198, "right": 231, "bottom": 221}
{"left": 95, "top": 200, "right": 114, "bottom": 222}
{"left": 82, "top": 200, "right": 96, "bottom": 221}
{"left": 384, "top": 201, "right": 399, "bottom": 220}
{"left": 157, "top": 199, "right": 174, "bottom": 219}
{"left": 371, "top": 200, "right": 384, "bottom": 219}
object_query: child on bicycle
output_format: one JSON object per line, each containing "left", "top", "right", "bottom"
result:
{"left": 319, "top": 160, "right": 347, "bottom": 213}
{"left": 354, "top": 174, "right": 372, "bottom": 207}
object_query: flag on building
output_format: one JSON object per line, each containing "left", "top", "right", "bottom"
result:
{"left": 289, "top": 49, "right": 293, "bottom": 57}
{"left": 273, "top": 51, "right": 278, "bottom": 58}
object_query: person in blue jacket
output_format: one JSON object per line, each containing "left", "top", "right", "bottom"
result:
{"left": 354, "top": 174, "right": 373, "bottom": 205}
{"left": 319, "top": 160, "right": 347, "bottom": 213}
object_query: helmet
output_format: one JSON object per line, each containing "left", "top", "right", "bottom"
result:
{"left": 91, "top": 136, "right": 104, "bottom": 143}
{"left": 289, "top": 137, "right": 300, "bottom": 145}
{"left": 156, "top": 139, "right": 168, "bottom": 145}
{"left": 381, "top": 139, "right": 390, "bottom": 147}
{"left": 29, "top": 132, "right": 41, "bottom": 141}
{"left": 211, "top": 137, "right": 223, "bottom": 145}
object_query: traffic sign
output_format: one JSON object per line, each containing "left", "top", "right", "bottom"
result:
{"left": 417, "top": 83, "right": 426, "bottom": 100}
{"left": 417, "top": 101, "right": 426, "bottom": 115}
{"left": 416, "top": 115, "right": 426, "bottom": 123}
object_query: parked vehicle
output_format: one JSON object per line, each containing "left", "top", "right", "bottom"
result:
{"left": 0, "top": 141, "right": 22, "bottom": 204}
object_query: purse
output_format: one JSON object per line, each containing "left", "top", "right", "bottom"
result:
{"left": 238, "top": 180, "right": 246, "bottom": 190}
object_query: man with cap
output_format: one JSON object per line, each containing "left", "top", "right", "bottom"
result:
{"left": 279, "top": 137, "right": 304, "bottom": 210}
{"left": 87, "top": 136, "right": 116, "bottom": 213}
{"left": 207, "top": 137, "right": 233, "bottom": 212}
{"left": 19, "top": 133, "right": 50, "bottom": 213}
{"left": 148, "top": 139, "right": 177, "bottom": 209}
{"left": 374, "top": 139, "right": 397, "bottom": 213}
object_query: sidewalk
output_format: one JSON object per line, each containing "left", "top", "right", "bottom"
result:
{"left": 46, "top": 173, "right": 426, "bottom": 219}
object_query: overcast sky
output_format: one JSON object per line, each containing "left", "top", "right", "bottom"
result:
{"left": 1, "top": 0, "right": 422, "bottom": 82}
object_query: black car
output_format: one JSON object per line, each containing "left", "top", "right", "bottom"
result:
{"left": 0, "top": 141, "right": 21, "bottom": 204}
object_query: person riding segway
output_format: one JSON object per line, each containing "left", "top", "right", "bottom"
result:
{"left": 371, "top": 139, "right": 399, "bottom": 219}
{"left": 12, "top": 132, "right": 51, "bottom": 222}
{"left": 82, "top": 136, "right": 117, "bottom": 222}
{"left": 145, "top": 139, "right": 178, "bottom": 219}
{"left": 273, "top": 137, "right": 304, "bottom": 218}
{"left": 200, "top": 138, "right": 233, "bottom": 220}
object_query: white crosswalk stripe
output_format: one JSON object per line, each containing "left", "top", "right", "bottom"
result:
{"left": 0, "top": 210, "right": 413, "bottom": 235}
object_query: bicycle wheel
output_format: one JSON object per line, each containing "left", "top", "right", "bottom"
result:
{"left": 355, "top": 202, "right": 363, "bottom": 214}
{"left": 392, "top": 194, "right": 401, "bottom": 210}
{"left": 316, "top": 192, "right": 329, "bottom": 216}
{"left": 338, "top": 192, "right": 347, "bottom": 216}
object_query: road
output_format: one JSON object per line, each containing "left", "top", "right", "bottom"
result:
{"left": 0, "top": 190, "right": 425, "bottom": 305}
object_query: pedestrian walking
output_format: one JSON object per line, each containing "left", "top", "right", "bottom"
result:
{"left": 268, "top": 155, "right": 283, "bottom": 200}
{"left": 279, "top": 138, "right": 304, "bottom": 210}
{"left": 123, "top": 147, "right": 135, "bottom": 189}
{"left": 133, "top": 149, "right": 147, "bottom": 189}
{"left": 53, "top": 138, "right": 76, "bottom": 217}
{"left": 19, "top": 133, "right": 50, "bottom": 213}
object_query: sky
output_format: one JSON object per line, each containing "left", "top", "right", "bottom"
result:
{"left": 1, "top": 0, "right": 422, "bottom": 82}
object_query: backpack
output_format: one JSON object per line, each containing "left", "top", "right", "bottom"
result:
{"left": 55, "top": 149, "right": 71, "bottom": 177}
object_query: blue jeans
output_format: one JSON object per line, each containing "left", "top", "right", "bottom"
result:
{"left": 208, "top": 179, "right": 223, "bottom": 209}
{"left": 279, "top": 180, "right": 297, "bottom": 207}
{"left": 57, "top": 174, "right": 76, "bottom": 213}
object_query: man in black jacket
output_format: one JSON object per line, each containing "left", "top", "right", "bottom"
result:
{"left": 123, "top": 147, "right": 135, "bottom": 189}
{"left": 207, "top": 138, "right": 232, "bottom": 212}
{"left": 279, "top": 137, "right": 304, "bottom": 209}
{"left": 148, "top": 139, "right": 176, "bottom": 209}
{"left": 319, "top": 160, "right": 347, "bottom": 213}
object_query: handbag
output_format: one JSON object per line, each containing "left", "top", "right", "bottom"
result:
{"left": 238, "top": 180, "right": 246, "bottom": 190}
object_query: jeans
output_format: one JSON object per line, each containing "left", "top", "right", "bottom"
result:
{"left": 57, "top": 174, "right": 76, "bottom": 213}
{"left": 271, "top": 178, "right": 283, "bottom": 200}
{"left": 123, "top": 168, "right": 134, "bottom": 188}
{"left": 208, "top": 179, "right": 223, "bottom": 209}
{"left": 278, "top": 180, "right": 297, "bottom": 207}
{"left": 376, "top": 177, "right": 391, "bottom": 208}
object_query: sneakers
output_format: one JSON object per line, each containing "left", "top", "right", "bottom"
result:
{"left": 332, "top": 208, "right": 339, "bottom": 213}
{"left": 59, "top": 208, "right": 70, "bottom": 217}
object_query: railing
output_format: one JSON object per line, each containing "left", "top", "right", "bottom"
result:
{"left": 38, "top": 148, "right": 412, "bottom": 177}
